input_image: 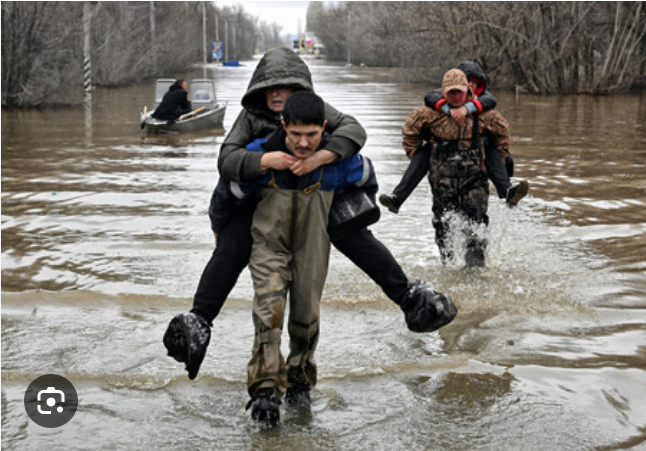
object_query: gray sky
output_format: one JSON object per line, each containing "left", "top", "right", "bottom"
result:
{"left": 217, "top": 1, "right": 311, "bottom": 36}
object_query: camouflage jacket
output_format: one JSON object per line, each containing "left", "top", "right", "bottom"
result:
{"left": 402, "top": 106, "right": 510, "bottom": 160}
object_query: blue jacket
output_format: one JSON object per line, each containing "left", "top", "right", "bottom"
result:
{"left": 209, "top": 129, "right": 377, "bottom": 233}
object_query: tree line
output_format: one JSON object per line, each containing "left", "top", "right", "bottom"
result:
{"left": 308, "top": 1, "right": 646, "bottom": 94}
{"left": 4, "top": 2, "right": 645, "bottom": 107}
{"left": 2, "top": 1, "right": 284, "bottom": 107}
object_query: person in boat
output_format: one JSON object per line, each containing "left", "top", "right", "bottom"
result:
{"left": 163, "top": 48, "right": 457, "bottom": 391}
{"left": 151, "top": 79, "right": 192, "bottom": 120}
{"left": 401, "top": 68, "right": 511, "bottom": 269}
{"left": 379, "top": 61, "right": 529, "bottom": 214}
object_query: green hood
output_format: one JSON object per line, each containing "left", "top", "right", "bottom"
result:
{"left": 242, "top": 47, "right": 313, "bottom": 115}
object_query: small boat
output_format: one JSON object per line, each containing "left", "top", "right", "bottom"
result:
{"left": 141, "top": 79, "right": 227, "bottom": 134}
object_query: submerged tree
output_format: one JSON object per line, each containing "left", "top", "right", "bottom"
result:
{"left": 2, "top": 2, "right": 84, "bottom": 106}
{"left": 308, "top": 1, "right": 646, "bottom": 93}
{"left": 2, "top": 1, "right": 286, "bottom": 107}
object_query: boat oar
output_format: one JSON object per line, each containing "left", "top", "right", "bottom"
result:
{"left": 140, "top": 105, "right": 148, "bottom": 130}
{"left": 178, "top": 107, "right": 206, "bottom": 121}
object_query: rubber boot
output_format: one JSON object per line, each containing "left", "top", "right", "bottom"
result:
{"left": 163, "top": 312, "right": 211, "bottom": 380}
{"left": 246, "top": 389, "right": 281, "bottom": 425}
{"left": 400, "top": 280, "right": 458, "bottom": 333}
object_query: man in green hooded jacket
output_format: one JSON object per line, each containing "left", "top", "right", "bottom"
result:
{"left": 164, "top": 48, "right": 456, "bottom": 391}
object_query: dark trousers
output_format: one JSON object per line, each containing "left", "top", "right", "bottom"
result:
{"left": 392, "top": 144, "right": 431, "bottom": 203}
{"left": 331, "top": 227, "right": 409, "bottom": 303}
{"left": 191, "top": 203, "right": 410, "bottom": 324}
{"left": 485, "top": 147, "right": 512, "bottom": 198}
{"left": 392, "top": 144, "right": 512, "bottom": 203}
{"left": 191, "top": 200, "right": 255, "bottom": 324}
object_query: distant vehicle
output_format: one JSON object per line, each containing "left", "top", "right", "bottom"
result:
{"left": 292, "top": 37, "right": 325, "bottom": 58}
{"left": 140, "top": 79, "right": 227, "bottom": 134}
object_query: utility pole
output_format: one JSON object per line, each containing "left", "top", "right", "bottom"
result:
{"left": 214, "top": 9, "right": 220, "bottom": 63}
{"left": 83, "top": 1, "right": 92, "bottom": 107}
{"left": 202, "top": 1, "right": 207, "bottom": 77}
{"left": 346, "top": 6, "right": 351, "bottom": 64}
{"left": 83, "top": 1, "right": 93, "bottom": 146}
{"left": 150, "top": 1, "right": 156, "bottom": 73}
{"left": 231, "top": 21, "right": 236, "bottom": 61}
{"left": 150, "top": 2, "right": 156, "bottom": 40}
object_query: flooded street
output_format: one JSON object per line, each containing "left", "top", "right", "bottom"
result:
{"left": 2, "top": 57, "right": 646, "bottom": 450}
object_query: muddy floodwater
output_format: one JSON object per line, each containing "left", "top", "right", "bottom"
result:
{"left": 2, "top": 57, "right": 646, "bottom": 451}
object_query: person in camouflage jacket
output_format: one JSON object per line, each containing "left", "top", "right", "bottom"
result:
{"left": 402, "top": 68, "right": 511, "bottom": 268}
{"left": 380, "top": 61, "right": 528, "bottom": 214}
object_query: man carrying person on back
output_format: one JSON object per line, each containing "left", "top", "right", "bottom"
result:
{"left": 380, "top": 61, "right": 528, "bottom": 214}
{"left": 401, "top": 68, "right": 512, "bottom": 268}
{"left": 239, "top": 91, "right": 384, "bottom": 423}
{"left": 164, "top": 48, "right": 457, "bottom": 387}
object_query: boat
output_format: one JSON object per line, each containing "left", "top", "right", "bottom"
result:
{"left": 141, "top": 79, "right": 227, "bottom": 134}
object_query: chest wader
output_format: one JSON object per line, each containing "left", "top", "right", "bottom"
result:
{"left": 247, "top": 180, "right": 333, "bottom": 400}
{"left": 429, "top": 115, "right": 490, "bottom": 267}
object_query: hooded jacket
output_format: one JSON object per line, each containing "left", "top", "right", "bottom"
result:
{"left": 424, "top": 61, "right": 497, "bottom": 114}
{"left": 217, "top": 47, "right": 367, "bottom": 183}
{"left": 236, "top": 130, "right": 375, "bottom": 196}
{"left": 152, "top": 82, "right": 192, "bottom": 120}
{"left": 209, "top": 128, "right": 377, "bottom": 234}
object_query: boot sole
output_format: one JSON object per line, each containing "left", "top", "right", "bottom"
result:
{"left": 379, "top": 194, "right": 400, "bottom": 214}
{"left": 508, "top": 180, "right": 529, "bottom": 206}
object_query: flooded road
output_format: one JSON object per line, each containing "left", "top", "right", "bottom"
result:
{"left": 2, "top": 57, "right": 646, "bottom": 450}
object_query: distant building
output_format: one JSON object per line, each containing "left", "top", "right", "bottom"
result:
{"left": 292, "top": 34, "right": 325, "bottom": 56}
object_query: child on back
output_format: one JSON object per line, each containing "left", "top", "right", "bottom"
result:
{"left": 234, "top": 91, "right": 379, "bottom": 425}
{"left": 379, "top": 61, "right": 529, "bottom": 214}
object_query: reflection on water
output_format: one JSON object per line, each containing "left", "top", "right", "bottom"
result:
{"left": 2, "top": 59, "right": 646, "bottom": 450}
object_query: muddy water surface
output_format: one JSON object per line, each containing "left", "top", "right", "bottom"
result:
{"left": 2, "top": 58, "right": 646, "bottom": 450}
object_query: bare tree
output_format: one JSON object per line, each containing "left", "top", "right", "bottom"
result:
{"left": 256, "top": 21, "right": 285, "bottom": 53}
{"left": 308, "top": 1, "right": 646, "bottom": 94}
{"left": 2, "top": 1, "right": 280, "bottom": 107}
{"left": 2, "top": 2, "right": 83, "bottom": 106}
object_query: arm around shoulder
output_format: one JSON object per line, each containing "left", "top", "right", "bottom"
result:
{"left": 323, "top": 102, "right": 367, "bottom": 161}
{"left": 469, "top": 89, "right": 497, "bottom": 113}
{"left": 424, "top": 88, "right": 447, "bottom": 112}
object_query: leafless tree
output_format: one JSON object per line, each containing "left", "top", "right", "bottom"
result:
{"left": 256, "top": 21, "right": 285, "bottom": 53}
{"left": 308, "top": 1, "right": 646, "bottom": 93}
{"left": 2, "top": 1, "right": 279, "bottom": 107}
{"left": 2, "top": 2, "right": 84, "bottom": 106}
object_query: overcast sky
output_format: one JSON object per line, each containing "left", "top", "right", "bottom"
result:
{"left": 217, "top": 1, "right": 311, "bottom": 37}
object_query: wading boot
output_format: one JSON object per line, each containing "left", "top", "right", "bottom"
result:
{"left": 285, "top": 384, "right": 312, "bottom": 408}
{"left": 400, "top": 280, "right": 458, "bottom": 333}
{"left": 464, "top": 247, "right": 486, "bottom": 269}
{"left": 246, "top": 389, "right": 281, "bottom": 425}
{"left": 379, "top": 193, "right": 401, "bottom": 214}
{"left": 163, "top": 312, "right": 211, "bottom": 380}
{"left": 506, "top": 180, "right": 529, "bottom": 207}
{"left": 465, "top": 238, "right": 486, "bottom": 270}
